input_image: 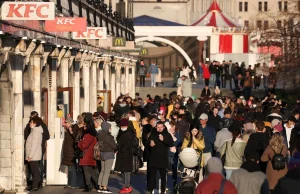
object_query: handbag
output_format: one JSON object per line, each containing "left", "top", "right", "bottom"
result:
{"left": 74, "top": 137, "right": 95, "bottom": 159}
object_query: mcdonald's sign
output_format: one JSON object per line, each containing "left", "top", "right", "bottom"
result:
{"left": 139, "top": 48, "right": 148, "bottom": 55}
{"left": 112, "top": 37, "right": 126, "bottom": 47}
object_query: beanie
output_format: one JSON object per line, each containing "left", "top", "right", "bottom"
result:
{"left": 120, "top": 118, "right": 129, "bottom": 127}
{"left": 207, "top": 157, "right": 223, "bottom": 174}
{"left": 101, "top": 121, "right": 111, "bottom": 132}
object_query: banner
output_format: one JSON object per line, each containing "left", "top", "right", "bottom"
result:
{"left": 112, "top": 37, "right": 126, "bottom": 47}
{"left": 72, "top": 27, "right": 107, "bottom": 39}
{"left": 45, "top": 17, "right": 87, "bottom": 32}
{"left": 1, "top": 2, "right": 55, "bottom": 20}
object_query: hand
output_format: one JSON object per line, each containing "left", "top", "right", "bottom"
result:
{"left": 68, "top": 127, "right": 73, "bottom": 133}
{"left": 288, "top": 150, "right": 290, "bottom": 155}
{"left": 28, "top": 157, "right": 31, "bottom": 162}
{"left": 159, "top": 134, "right": 164, "bottom": 141}
{"left": 150, "top": 140, "right": 155, "bottom": 147}
{"left": 170, "top": 147, "right": 176, "bottom": 153}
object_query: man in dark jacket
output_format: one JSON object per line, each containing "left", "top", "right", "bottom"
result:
{"left": 146, "top": 121, "right": 173, "bottom": 194}
{"left": 208, "top": 107, "right": 222, "bottom": 132}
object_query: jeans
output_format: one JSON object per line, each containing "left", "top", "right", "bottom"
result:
{"left": 225, "top": 169, "right": 237, "bottom": 180}
{"left": 148, "top": 167, "right": 167, "bottom": 193}
{"left": 244, "top": 87, "right": 252, "bottom": 100}
{"left": 68, "top": 166, "right": 78, "bottom": 188}
{"left": 209, "top": 74, "right": 216, "bottom": 87}
{"left": 83, "top": 166, "right": 99, "bottom": 187}
{"left": 150, "top": 74, "right": 156, "bottom": 86}
{"left": 204, "top": 79, "right": 209, "bottom": 86}
{"left": 198, "top": 73, "right": 203, "bottom": 83}
{"left": 98, "top": 159, "right": 114, "bottom": 187}
{"left": 140, "top": 76, "right": 145, "bottom": 87}
{"left": 227, "top": 75, "right": 234, "bottom": 90}
{"left": 263, "top": 76, "right": 268, "bottom": 92}
{"left": 123, "top": 172, "right": 131, "bottom": 187}
{"left": 216, "top": 76, "right": 221, "bottom": 88}
{"left": 169, "top": 154, "right": 179, "bottom": 186}
{"left": 29, "top": 161, "right": 41, "bottom": 189}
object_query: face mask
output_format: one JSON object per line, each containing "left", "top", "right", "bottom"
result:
{"left": 120, "top": 127, "right": 127, "bottom": 131}
{"left": 290, "top": 124, "right": 295, "bottom": 129}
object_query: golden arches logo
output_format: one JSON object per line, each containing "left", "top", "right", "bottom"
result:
{"left": 113, "top": 37, "right": 126, "bottom": 47}
{"left": 140, "top": 48, "right": 148, "bottom": 55}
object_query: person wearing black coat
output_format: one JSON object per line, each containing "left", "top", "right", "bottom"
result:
{"left": 114, "top": 119, "right": 135, "bottom": 193}
{"left": 146, "top": 121, "right": 173, "bottom": 194}
{"left": 208, "top": 107, "right": 222, "bottom": 132}
{"left": 273, "top": 167, "right": 300, "bottom": 194}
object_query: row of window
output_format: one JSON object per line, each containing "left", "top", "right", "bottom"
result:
{"left": 239, "top": 1, "right": 290, "bottom": 12}
{"left": 244, "top": 20, "right": 286, "bottom": 30}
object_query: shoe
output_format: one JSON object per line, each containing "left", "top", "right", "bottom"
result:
{"left": 97, "top": 188, "right": 103, "bottom": 193}
{"left": 29, "top": 188, "right": 39, "bottom": 192}
{"left": 38, "top": 181, "right": 43, "bottom": 189}
{"left": 82, "top": 185, "right": 92, "bottom": 192}
{"left": 102, "top": 188, "right": 112, "bottom": 193}
{"left": 192, "top": 82, "right": 197, "bottom": 84}
{"left": 145, "top": 191, "right": 152, "bottom": 194}
{"left": 24, "top": 186, "right": 32, "bottom": 192}
{"left": 119, "top": 187, "right": 132, "bottom": 193}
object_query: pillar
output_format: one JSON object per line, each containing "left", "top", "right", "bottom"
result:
{"left": 90, "top": 59, "right": 98, "bottom": 113}
{"left": 48, "top": 48, "right": 59, "bottom": 137}
{"left": 131, "top": 62, "right": 136, "bottom": 98}
{"left": 115, "top": 63, "right": 121, "bottom": 100}
{"left": 125, "top": 62, "right": 129, "bottom": 94}
{"left": 82, "top": 53, "right": 91, "bottom": 112}
{"left": 197, "top": 36, "right": 208, "bottom": 64}
{"left": 104, "top": 61, "right": 110, "bottom": 90}
{"left": 98, "top": 60, "right": 104, "bottom": 91}
{"left": 60, "top": 49, "right": 70, "bottom": 109}
{"left": 111, "top": 63, "right": 116, "bottom": 103}
{"left": 120, "top": 65, "right": 125, "bottom": 95}
{"left": 73, "top": 55, "right": 81, "bottom": 119}
{"left": 31, "top": 44, "right": 44, "bottom": 115}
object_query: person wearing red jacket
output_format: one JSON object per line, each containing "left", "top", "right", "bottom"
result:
{"left": 195, "top": 157, "right": 238, "bottom": 194}
{"left": 201, "top": 63, "right": 211, "bottom": 86}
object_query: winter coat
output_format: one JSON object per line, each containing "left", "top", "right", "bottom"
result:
{"left": 274, "top": 167, "right": 300, "bottom": 194}
{"left": 195, "top": 173, "right": 238, "bottom": 194}
{"left": 214, "top": 128, "right": 232, "bottom": 152}
{"left": 200, "top": 125, "right": 216, "bottom": 153}
{"left": 288, "top": 152, "right": 300, "bottom": 169}
{"left": 194, "top": 102, "right": 210, "bottom": 124}
{"left": 129, "top": 118, "right": 141, "bottom": 139}
{"left": 139, "top": 65, "right": 147, "bottom": 76}
{"left": 148, "top": 64, "right": 159, "bottom": 74}
{"left": 78, "top": 131, "right": 97, "bottom": 166}
{"left": 181, "top": 78, "right": 192, "bottom": 97}
{"left": 147, "top": 128, "right": 173, "bottom": 168}
{"left": 156, "top": 68, "right": 162, "bottom": 82}
{"left": 230, "top": 168, "right": 269, "bottom": 194}
{"left": 62, "top": 125, "right": 80, "bottom": 166}
{"left": 176, "top": 120, "right": 190, "bottom": 146}
{"left": 208, "top": 114, "right": 222, "bottom": 132}
{"left": 24, "top": 118, "right": 50, "bottom": 154}
{"left": 201, "top": 88, "right": 211, "bottom": 98}
{"left": 181, "top": 136, "right": 205, "bottom": 167}
{"left": 261, "top": 144, "right": 288, "bottom": 189}
{"left": 25, "top": 126, "right": 43, "bottom": 161}
{"left": 97, "top": 127, "right": 118, "bottom": 160}
{"left": 220, "top": 138, "right": 246, "bottom": 169}
{"left": 114, "top": 128, "right": 135, "bottom": 172}
{"left": 201, "top": 64, "right": 210, "bottom": 79}
{"left": 244, "top": 132, "right": 269, "bottom": 162}
{"left": 142, "top": 124, "right": 152, "bottom": 162}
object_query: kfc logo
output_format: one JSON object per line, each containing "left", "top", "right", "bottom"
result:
{"left": 1, "top": 2, "right": 55, "bottom": 20}
{"left": 45, "top": 17, "right": 87, "bottom": 32}
{"left": 72, "top": 27, "right": 107, "bottom": 39}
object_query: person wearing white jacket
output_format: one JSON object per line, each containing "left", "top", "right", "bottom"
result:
{"left": 25, "top": 117, "right": 43, "bottom": 191}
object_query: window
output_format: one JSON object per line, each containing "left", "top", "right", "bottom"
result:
{"left": 239, "top": 2, "right": 243, "bottom": 12}
{"left": 244, "top": 2, "right": 248, "bottom": 12}
{"left": 257, "top": 20, "right": 262, "bottom": 29}
{"left": 278, "top": 1, "right": 282, "bottom": 11}
{"left": 277, "top": 20, "right": 282, "bottom": 29}
{"left": 244, "top": 20, "right": 249, "bottom": 27}
{"left": 284, "top": 1, "right": 288, "bottom": 11}
{"left": 258, "top": 1, "right": 262, "bottom": 11}
{"left": 264, "top": 2, "right": 268, "bottom": 11}
{"left": 264, "top": 21, "right": 269, "bottom": 30}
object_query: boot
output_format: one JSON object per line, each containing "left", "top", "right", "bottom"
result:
{"left": 82, "top": 185, "right": 92, "bottom": 192}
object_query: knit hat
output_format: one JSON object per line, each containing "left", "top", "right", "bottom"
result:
{"left": 101, "top": 121, "right": 111, "bottom": 132}
{"left": 207, "top": 157, "right": 223, "bottom": 174}
{"left": 120, "top": 118, "right": 129, "bottom": 127}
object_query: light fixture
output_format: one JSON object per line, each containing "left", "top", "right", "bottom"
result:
{"left": 63, "top": 46, "right": 67, "bottom": 49}
{"left": 89, "top": 51, "right": 93, "bottom": 53}
{"left": 32, "top": 39, "right": 36, "bottom": 42}
{"left": 22, "top": 37, "right": 28, "bottom": 40}
{"left": 41, "top": 40, "right": 46, "bottom": 44}
{"left": 0, "top": 31, "right": 4, "bottom": 35}
{"left": 56, "top": 45, "right": 61, "bottom": 48}
{"left": 80, "top": 49, "right": 84, "bottom": 52}
{"left": 69, "top": 47, "right": 73, "bottom": 49}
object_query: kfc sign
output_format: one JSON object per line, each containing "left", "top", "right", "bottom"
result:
{"left": 45, "top": 17, "right": 87, "bottom": 32}
{"left": 1, "top": 2, "right": 55, "bottom": 20}
{"left": 72, "top": 27, "right": 107, "bottom": 39}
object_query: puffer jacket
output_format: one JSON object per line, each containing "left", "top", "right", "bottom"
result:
{"left": 220, "top": 138, "right": 246, "bottom": 169}
{"left": 97, "top": 127, "right": 118, "bottom": 160}
{"left": 25, "top": 126, "right": 43, "bottom": 161}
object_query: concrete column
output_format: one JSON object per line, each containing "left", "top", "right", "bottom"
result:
{"left": 60, "top": 50, "right": 70, "bottom": 109}
{"left": 120, "top": 65, "right": 125, "bottom": 95}
{"left": 115, "top": 63, "right": 121, "bottom": 100}
{"left": 131, "top": 62, "right": 136, "bottom": 98}
{"left": 90, "top": 60, "right": 98, "bottom": 113}
{"left": 111, "top": 63, "right": 116, "bottom": 103}
{"left": 125, "top": 62, "right": 129, "bottom": 94}
{"left": 48, "top": 48, "right": 59, "bottom": 137}
{"left": 82, "top": 61, "right": 90, "bottom": 113}
{"left": 31, "top": 44, "right": 44, "bottom": 115}
{"left": 73, "top": 59, "right": 81, "bottom": 119}
{"left": 104, "top": 62, "right": 110, "bottom": 90}
{"left": 98, "top": 61, "right": 104, "bottom": 91}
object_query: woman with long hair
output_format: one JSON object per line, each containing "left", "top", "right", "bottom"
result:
{"left": 261, "top": 132, "right": 288, "bottom": 193}
{"left": 181, "top": 127, "right": 205, "bottom": 182}
{"left": 220, "top": 122, "right": 246, "bottom": 179}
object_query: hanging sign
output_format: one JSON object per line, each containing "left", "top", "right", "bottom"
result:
{"left": 139, "top": 48, "right": 148, "bottom": 55}
{"left": 1, "top": 2, "right": 55, "bottom": 20}
{"left": 45, "top": 17, "right": 87, "bottom": 32}
{"left": 112, "top": 37, "right": 126, "bottom": 47}
{"left": 72, "top": 27, "right": 107, "bottom": 39}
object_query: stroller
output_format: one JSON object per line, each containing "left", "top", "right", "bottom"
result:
{"left": 175, "top": 148, "right": 200, "bottom": 194}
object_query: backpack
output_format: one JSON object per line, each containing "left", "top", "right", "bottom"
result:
{"left": 271, "top": 147, "right": 285, "bottom": 171}
{"left": 93, "top": 141, "right": 101, "bottom": 161}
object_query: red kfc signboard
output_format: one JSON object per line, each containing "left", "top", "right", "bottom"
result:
{"left": 1, "top": 2, "right": 55, "bottom": 20}
{"left": 72, "top": 27, "right": 107, "bottom": 39}
{"left": 45, "top": 18, "right": 87, "bottom": 32}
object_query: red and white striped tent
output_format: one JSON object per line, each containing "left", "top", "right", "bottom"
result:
{"left": 191, "top": 0, "right": 249, "bottom": 54}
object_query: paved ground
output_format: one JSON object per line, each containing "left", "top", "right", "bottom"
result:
{"left": 13, "top": 171, "right": 178, "bottom": 194}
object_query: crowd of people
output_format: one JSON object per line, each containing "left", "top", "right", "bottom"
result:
{"left": 23, "top": 86, "right": 300, "bottom": 194}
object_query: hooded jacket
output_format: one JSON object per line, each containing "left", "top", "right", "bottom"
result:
{"left": 25, "top": 126, "right": 43, "bottom": 161}
{"left": 97, "top": 126, "right": 118, "bottom": 160}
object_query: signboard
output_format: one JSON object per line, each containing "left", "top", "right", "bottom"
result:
{"left": 45, "top": 17, "right": 86, "bottom": 32}
{"left": 72, "top": 27, "right": 107, "bottom": 39}
{"left": 112, "top": 37, "right": 126, "bottom": 47}
{"left": 139, "top": 48, "right": 148, "bottom": 55}
{"left": 1, "top": 2, "right": 55, "bottom": 20}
